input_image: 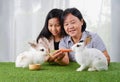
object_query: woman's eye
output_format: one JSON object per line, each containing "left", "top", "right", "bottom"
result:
{"left": 64, "top": 23, "right": 68, "bottom": 26}
{"left": 50, "top": 25, "right": 52, "bottom": 27}
{"left": 71, "top": 21, "right": 75, "bottom": 24}
{"left": 56, "top": 24, "right": 60, "bottom": 27}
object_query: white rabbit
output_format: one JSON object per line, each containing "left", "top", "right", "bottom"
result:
{"left": 15, "top": 42, "right": 47, "bottom": 68}
{"left": 71, "top": 41, "right": 108, "bottom": 71}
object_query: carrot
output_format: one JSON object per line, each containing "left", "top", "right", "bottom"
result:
{"left": 60, "top": 49, "right": 72, "bottom": 52}
{"left": 48, "top": 49, "right": 72, "bottom": 56}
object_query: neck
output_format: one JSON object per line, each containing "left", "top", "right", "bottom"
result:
{"left": 54, "top": 35, "right": 61, "bottom": 42}
{"left": 71, "top": 33, "right": 82, "bottom": 44}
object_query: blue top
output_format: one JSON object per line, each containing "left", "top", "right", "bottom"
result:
{"left": 59, "top": 31, "right": 106, "bottom": 61}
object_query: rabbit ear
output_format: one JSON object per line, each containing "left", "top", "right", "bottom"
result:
{"left": 28, "top": 42, "right": 37, "bottom": 48}
{"left": 84, "top": 36, "right": 92, "bottom": 46}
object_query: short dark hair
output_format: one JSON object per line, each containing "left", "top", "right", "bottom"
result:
{"left": 62, "top": 8, "right": 86, "bottom": 32}
{"left": 36, "top": 8, "right": 67, "bottom": 43}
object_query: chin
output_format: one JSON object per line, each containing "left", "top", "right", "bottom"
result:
{"left": 53, "top": 34, "right": 60, "bottom": 36}
{"left": 69, "top": 34, "right": 76, "bottom": 37}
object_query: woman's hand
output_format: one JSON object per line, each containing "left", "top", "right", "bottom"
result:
{"left": 47, "top": 50, "right": 64, "bottom": 62}
{"left": 46, "top": 50, "right": 69, "bottom": 65}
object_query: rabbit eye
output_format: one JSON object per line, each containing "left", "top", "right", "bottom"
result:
{"left": 76, "top": 44, "right": 80, "bottom": 47}
{"left": 40, "top": 49, "right": 44, "bottom": 51}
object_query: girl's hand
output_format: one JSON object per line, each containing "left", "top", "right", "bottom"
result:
{"left": 47, "top": 50, "right": 65, "bottom": 62}
{"left": 46, "top": 49, "right": 71, "bottom": 65}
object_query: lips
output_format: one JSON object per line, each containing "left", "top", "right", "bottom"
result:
{"left": 52, "top": 31, "right": 59, "bottom": 35}
{"left": 68, "top": 29, "right": 76, "bottom": 34}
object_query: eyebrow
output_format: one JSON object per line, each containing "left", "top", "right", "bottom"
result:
{"left": 64, "top": 19, "right": 76, "bottom": 23}
{"left": 48, "top": 23, "right": 60, "bottom": 24}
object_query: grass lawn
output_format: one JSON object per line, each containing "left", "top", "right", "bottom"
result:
{"left": 0, "top": 62, "right": 120, "bottom": 82}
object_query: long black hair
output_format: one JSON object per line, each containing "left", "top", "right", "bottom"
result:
{"left": 36, "top": 8, "right": 67, "bottom": 43}
{"left": 62, "top": 8, "right": 86, "bottom": 32}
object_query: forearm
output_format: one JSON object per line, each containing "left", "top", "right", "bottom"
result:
{"left": 55, "top": 54, "right": 69, "bottom": 65}
{"left": 103, "top": 50, "right": 110, "bottom": 64}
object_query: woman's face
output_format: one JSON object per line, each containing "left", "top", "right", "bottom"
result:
{"left": 48, "top": 18, "right": 61, "bottom": 37}
{"left": 63, "top": 13, "right": 83, "bottom": 37}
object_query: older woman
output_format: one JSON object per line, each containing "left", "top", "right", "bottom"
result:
{"left": 59, "top": 8, "right": 110, "bottom": 65}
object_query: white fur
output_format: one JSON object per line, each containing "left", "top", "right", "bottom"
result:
{"left": 15, "top": 43, "right": 47, "bottom": 68}
{"left": 71, "top": 42, "right": 108, "bottom": 71}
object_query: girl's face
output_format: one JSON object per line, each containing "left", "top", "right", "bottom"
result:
{"left": 48, "top": 18, "right": 61, "bottom": 37}
{"left": 63, "top": 13, "right": 83, "bottom": 37}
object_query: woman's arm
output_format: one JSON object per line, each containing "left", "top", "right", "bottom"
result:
{"left": 103, "top": 50, "right": 110, "bottom": 64}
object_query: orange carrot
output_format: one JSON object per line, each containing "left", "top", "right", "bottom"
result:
{"left": 60, "top": 49, "right": 72, "bottom": 52}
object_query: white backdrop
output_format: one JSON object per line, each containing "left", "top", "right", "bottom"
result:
{"left": 111, "top": 0, "right": 120, "bottom": 62}
{"left": 1, "top": 0, "right": 118, "bottom": 62}
{"left": 0, "top": 0, "right": 69, "bottom": 62}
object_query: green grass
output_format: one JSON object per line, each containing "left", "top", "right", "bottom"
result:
{"left": 0, "top": 62, "right": 120, "bottom": 82}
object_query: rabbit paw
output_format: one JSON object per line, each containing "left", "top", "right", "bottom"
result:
{"left": 76, "top": 68, "right": 83, "bottom": 71}
{"left": 88, "top": 67, "right": 96, "bottom": 71}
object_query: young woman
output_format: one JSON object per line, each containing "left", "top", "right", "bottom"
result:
{"left": 36, "top": 8, "right": 68, "bottom": 65}
{"left": 59, "top": 8, "right": 110, "bottom": 64}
